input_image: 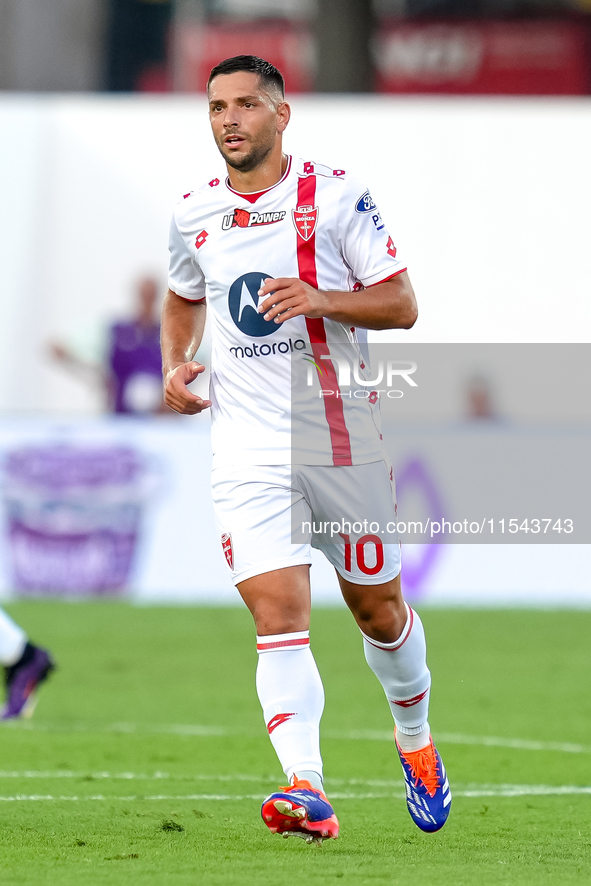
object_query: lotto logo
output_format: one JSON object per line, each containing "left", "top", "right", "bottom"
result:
{"left": 386, "top": 236, "right": 397, "bottom": 258}
{"left": 209, "top": 178, "right": 220, "bottom": 187}
{"left": 333, "top": 169, "right": 345, "bottom": 176}
{"left": 303, "top": 161, "right": 315, "bottom": 174}
{"left": 195, "top": 230, "right": 208, "bottom": 249}
{"left": 267, "top": 712, "right": 296, "bottom": 734}
{"left": 391, "top": 688, "right": 430, "bottom": 708}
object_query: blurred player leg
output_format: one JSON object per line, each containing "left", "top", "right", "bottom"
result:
{"left": 0, "top": 607, "right": 55, "bottom": 720}
{"left": 0, "top": 607, "right": 27, "bottom": 666}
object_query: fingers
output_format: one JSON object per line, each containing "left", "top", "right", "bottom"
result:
{"left": 257, "top": 278, "right": 323, "bottom": 324}
{"left": 257, "top": 277, "right": 298, "bottom": 311}
{"left": 258, "top": 277, "right": 292, "bottom": 298}
{"left": 164, "top": 362, "right": 211, "bottom": 415}
{"left": 166, "top": 394, "right": 211, "bottom": 415}
{"left": 183, "top": 361, "right": 206, "bottom": 383}
{"left": 258, "top": 278, "right": 306, "bottom": 323}
{"left": 264, "top": 298, "right": 301, "bottom": 324}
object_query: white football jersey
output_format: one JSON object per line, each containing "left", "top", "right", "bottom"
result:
{"left": 168, "top": 156, "right": 407, "bottom": 466}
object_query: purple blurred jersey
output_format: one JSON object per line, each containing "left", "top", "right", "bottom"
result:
{"left": 109, "top": 320, "right": 162, "bottom": 414}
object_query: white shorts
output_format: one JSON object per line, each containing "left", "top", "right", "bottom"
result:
{"left": 211, "top": 461, "right": 401, "bottom": 586}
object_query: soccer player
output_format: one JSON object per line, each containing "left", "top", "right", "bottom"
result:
{"left": 162, "top": 55, "right": 451, "bottom": 841}
{"left": 0, "top": 607, "right": 54, "bottom": 719}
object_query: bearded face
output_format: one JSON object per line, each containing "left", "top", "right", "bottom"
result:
{"left": 208, "top": 71, "right": 287, "bottom": 175}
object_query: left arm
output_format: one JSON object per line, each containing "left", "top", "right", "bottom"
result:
{"left": 257, "top": 271, "right": 418, "bottom": 331}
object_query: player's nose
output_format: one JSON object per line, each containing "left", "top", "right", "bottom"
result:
{"left": 223, "top": 107, "right": 242, "bottom": 128}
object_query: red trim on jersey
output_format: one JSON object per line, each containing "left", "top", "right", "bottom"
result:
{"left": 172, "top": 292, "right": 206, "bottom": 303}
{"left": 256, "top": 637, "right": 310, "bottom": 652}
{"left": 368, "top": 268, "right": 408, "bottom": 287}
{"left": 226, "top": 155, "right": 292, "bottom": 204}
{"left": 297, "top": 173, "right": 353, "bottom": 467}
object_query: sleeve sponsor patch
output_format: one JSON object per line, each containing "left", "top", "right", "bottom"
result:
{"left": 355, "top": 191, "right": 378, "bottom": 213}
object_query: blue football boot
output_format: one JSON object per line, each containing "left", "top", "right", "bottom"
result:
{"left": 261, "top": 777, "right": 339, "bottom": 844}
{"left": 396, "top": 734, "right": 451, "bottom": 832}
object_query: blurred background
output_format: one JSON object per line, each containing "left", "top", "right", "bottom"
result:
{"left": 3, "top": 0, "right": 591, "bottom": 95}
{"left": 0, "top": 0, "right": 589, "bottom": 608}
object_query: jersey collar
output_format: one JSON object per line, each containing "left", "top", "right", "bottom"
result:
{"left": 225, "top": 155, "right": 292, "bottom": 205}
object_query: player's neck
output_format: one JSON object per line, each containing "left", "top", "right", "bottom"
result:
{"left": 226, "top": 150, "right": 288, "bottom": 195}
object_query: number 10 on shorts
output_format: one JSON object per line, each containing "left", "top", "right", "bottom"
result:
{"left": 339, "top": 533, "right": 385, "bottom": 576}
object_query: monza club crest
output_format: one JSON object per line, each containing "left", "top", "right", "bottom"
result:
{"left": 292, "top": 205, "right": 318, "bottom": 241}
{"left": 221, "top": 533, "right": 234, "bottom": 570}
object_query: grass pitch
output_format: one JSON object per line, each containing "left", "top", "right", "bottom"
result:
{"left": 0, "top": 602, "right": 590, "bottom": 885}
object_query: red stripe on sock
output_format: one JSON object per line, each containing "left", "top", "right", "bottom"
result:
{"left": 256, "top": 637, "right": 310, "bottom": 652}
{"left": 364, "top": 607, "right": 414, "bottom": 652}
{"left": 296, "top": 172, "right": 352, "bottom": 466}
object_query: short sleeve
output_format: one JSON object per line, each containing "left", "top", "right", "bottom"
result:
{"left": 338, "top": 174, "right": 407, "bottom": 288}
{"left": 168, "top": 213, "right": 206, "bottom": 301}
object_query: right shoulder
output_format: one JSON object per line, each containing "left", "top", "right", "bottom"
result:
{"left": 172, "top": 175, "right": 225, "bottom": 218}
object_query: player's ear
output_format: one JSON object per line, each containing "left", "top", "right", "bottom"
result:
{"left": 276, "top": 101, "right": 291, "bottom": 133}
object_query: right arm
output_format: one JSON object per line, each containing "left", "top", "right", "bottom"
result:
{"left": 161, "top": 289, "right": 211, "bottom": 415}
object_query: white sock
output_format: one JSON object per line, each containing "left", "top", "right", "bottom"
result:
{"left": 395, "top": 724, "right": 431, "bottom": 752}
{"left": 362, "top": 604, "right": 431, "bottom": 752}
{"left": 256, "top": 631, "right": 325, "bottom": 784}
{"left": 293, "top": 769, "right": 324, "bottom": 791}
{"left": 0, "top": 607, "right": 27, "bottom": 667}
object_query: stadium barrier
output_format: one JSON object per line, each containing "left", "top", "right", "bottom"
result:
{"left": 0, "top": 416, "right": 588, "bottom": 606}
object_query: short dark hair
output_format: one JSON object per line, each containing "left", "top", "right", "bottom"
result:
{"left": 207, "top": 55, "right": 285, "bottom": 98}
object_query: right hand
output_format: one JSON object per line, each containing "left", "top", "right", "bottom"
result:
{"left": 164, "top": 362, "right": 211, "bottom": 415}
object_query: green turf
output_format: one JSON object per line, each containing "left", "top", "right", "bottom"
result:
{"left": 1, "top": 602, "right": 590, "bottom": 885}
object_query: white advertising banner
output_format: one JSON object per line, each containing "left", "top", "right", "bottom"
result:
{"left": 0, "top": 417, "right": 588, "bottom": 607}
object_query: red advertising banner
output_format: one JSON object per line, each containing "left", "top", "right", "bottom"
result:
{"left": 169, "top": 18, "right": 589, "bottom": 96}
{"left": 375, "top": 19, "right": 590, "bottom": 95}
{"left": 173, "top": 21, "right": 314, "bottom": 93}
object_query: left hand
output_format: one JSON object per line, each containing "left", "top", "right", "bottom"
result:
{"left": 258, "top": 277, "right": 329, "bottom": 324}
